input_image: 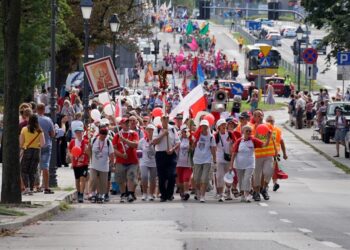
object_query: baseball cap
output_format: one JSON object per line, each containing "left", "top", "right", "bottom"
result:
{"left": 216, "top": 118, "right": 227, "bottom": 128}
{"left": 180, "top": 124, "right": 188, "bottom": 131}
{"left": 226, "top": 116, "right": 238, "bottom": 124}
{"left": 74, "top": 126, "right": 84, "bottom": 132}
{"left": 146, "top": 124, "right": 156, "bottom": 130}
{"left": 239, "top": 112, "right": 250, "bottom": 119}
{"left": 100, "top": 118, "right": 110, "bottom": 125}
{"left": 200, "top": 119, "right": 209, "bottom": 127}
{"left": 119, "top": 117, "right": 129, "bottom": 124}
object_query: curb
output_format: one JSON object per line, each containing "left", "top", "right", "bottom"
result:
{"left": 0, "top": 190, "right": 76, "bottom": 232}
{"left": 283, "top": 124, "right": 350, "bottom": 174}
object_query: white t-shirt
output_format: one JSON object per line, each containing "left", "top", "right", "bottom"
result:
{"left": 235, "top": 140, "right": 255, "bottom": 169}
{"left": 153, "top": 126, "right": 180, "bottom": 152}
{"left": 215, "top": 132, "right": 233, "bottom": 163}
{"left": 193, "top": 133, "right": 216, "bottom": 165}
{"left": 91, "top": 137, "right": 114, "bottom": 172}
{"left": 138, "top": 138, "right": 156, "bottom": 168}
{"left": 177, "top": 138, "right": 191, "bottom": 167}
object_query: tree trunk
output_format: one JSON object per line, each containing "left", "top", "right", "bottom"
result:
{"left": 1, "top": 0, "right": 22, "bottom": 203}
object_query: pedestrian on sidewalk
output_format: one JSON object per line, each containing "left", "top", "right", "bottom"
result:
{"left": 37, "top": 104, "right": 55, "bottom": 194}
{"left": 295, "top": 93, "right": 306, "bottom": 129}
{"left": 68, "top": 126, "right": 89, "bottom": 203}
{"left": 334, "top": 107, "right": 348, "bottom": 157}
{"left": 20, "top": 115, "right": 45, "bottom": 195}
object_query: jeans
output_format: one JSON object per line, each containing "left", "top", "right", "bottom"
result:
{"left": 155, "top": 151, "right": 177, "bottom": 200}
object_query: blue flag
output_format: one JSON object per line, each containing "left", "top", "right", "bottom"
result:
{"left": 189, "top": 79, "right": 198, "bottom": 90}
{"left": 197, "top": 64, "right": 205, "bottom": 84}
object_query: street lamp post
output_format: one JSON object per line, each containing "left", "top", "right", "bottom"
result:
{"left": 49, "top": 0, "right": 58, "bottom": 187}
{"left": 80, "top": 0, "right": 93, "bottom": 126}
{"left": 109, "top": 14, "right": 120, "bottom": 101}
{"left": 296, "top": 26, "right": 304, "bottom": 93}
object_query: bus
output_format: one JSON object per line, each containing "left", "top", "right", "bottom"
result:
{"left": 244, "top": 43, "right": 281, "bottom": 81}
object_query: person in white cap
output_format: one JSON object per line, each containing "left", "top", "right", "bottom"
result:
{"left": 138, "top": 124, "right": 157, "bottom": 201}
{"left": 193, "top": 119, "right": 216, "bottom": 203}
{"left": 214, "top": 118, "right": 235, "bottom": 202}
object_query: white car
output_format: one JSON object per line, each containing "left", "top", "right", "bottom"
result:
{"left": 282, "top": 27, "right": 297, "bottom": 38}
{"left": 266, "top": 34, "right": 282, "bottom": 46}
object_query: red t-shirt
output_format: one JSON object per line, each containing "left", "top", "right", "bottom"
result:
{"left": 112, "top": 130, "right": 139, "bottom": 164}
{"left": 68, "top": 138, "right": 89, "bottom": 167}
{"left": 232, "top": 136, "right": 264, "bottom": 153}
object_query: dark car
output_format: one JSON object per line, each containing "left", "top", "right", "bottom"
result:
{"left": 321, "top": 102, "right": 350, "bottom": 143}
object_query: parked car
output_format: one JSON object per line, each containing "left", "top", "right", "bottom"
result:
{"left": 263, "top": 76, "right": 295, "bottom": 97}
{"left": 345, "top": 131, "right": 350, "bottom": 158}
{"left": 218, "top": 80, "right": 250, "bottom": 100}
{"left": 311, "top": 39, "right": 327, "bottom": 55}
{"left": 321, "top": 102, "right": 350, "bottom": 143}
{"left": 281, "top": 26, "right": 297, "bottom": 38}
{"left": 254, "top": 18, "right": 274, "bottom": 27}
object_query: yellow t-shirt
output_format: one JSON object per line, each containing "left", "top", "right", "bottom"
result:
{"left": 21, "top": 127, "right": 41, "bottom": 149}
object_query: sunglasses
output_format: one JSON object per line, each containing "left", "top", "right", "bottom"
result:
{"left": 245, "top": 130, "right": 252, "bottom": 133}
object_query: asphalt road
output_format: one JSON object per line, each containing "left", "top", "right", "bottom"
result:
{"left": 1, "top": 108, "right": 350, "bottom": 249}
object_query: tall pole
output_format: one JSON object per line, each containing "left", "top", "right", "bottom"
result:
{"left": 112, "top": 34, "right": 116, "bottom": 101}
{"left": 83, "top": 19, "right": 90, "bottom": 125}
{"left": 49, "top": 0, "right": 57, "bottom": 187}
{"left": 297, "top": 40, "right": 301, "bottom": 92}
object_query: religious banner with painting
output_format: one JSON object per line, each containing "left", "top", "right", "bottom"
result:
{"left": 83, "top": 56, "right": 119, "bottom": 94}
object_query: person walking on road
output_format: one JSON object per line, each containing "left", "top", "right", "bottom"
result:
{"left": 113, "top": 118, "right": 140, "bottom": 203}
{"left": 295, "top": 93, "right": 306, "bottom": 129}
{"left": 192, "top": 119, "right": 216, "bottom": 203}
{"left": 152, "top": 115, "right": 180, "bottom": 202}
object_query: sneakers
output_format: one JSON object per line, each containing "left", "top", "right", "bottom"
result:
{"left": 218, "top": 195, "right": 224, "bottom": 202}
{"left": 96, "top": 194, "right": 104, "bottom": 203}
{"left": 253, "top": 192, "right": 261, "bottom": 202}
{"left": 90, "top": 195, "right": 97, "bottom": 203}
{"left": 141, "top": 194, "right": 147, "bottom": 201}
{"left": 200, "top": 197, "right": 205, "bottom": 203}
{"left": 241, "top": 195, "right": 251, "bottom": 203}
{"left": 225, "top": 190, "right": 233, "bottom": 200}
{"left": 44, "top": 189, "right": 54, "bottom": 194}
{"left": 273, "top": 183, "right": 280, "bottom": 192}
{"left": 78, "top": 192, "right": 84, "bottom": 203}
{"left": 260, "top": 188, "right": 270, "bottom": 201}
{"left": 148, "top": 195, "right": 155, "bottom": 201}
{"left": 120, "top": 193, "right": 127, "bottom": 203}
{"left": 183, "top": 193, "right": 190, "bottom": 201}
{"left": 127, "top": 194, "right": 135, "bottom": 203}
{"left": 104, "top": 193, "right": 110, "bottom": 202}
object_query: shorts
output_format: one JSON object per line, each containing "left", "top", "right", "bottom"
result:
{"left": 73, "top": 166, "right": 88, "bottom": 179}
{"left": 193, "top": 163, "right": 211, "bottom": 185}
{"left": 115, "top": 164, "right": 138, "bottom": 185}
{"left": 253, "top": 157, "right": 274, "bottom": 186}
{"left": 140, "top": 165, "right": 157, "bottom": 183}
{"left": 306, "top": 112, "right": 313, "bottom": 121}
{"left": 40, "top": 146, "right": 52, "bottom": 170}
{"left": 334, "top": 128, "right": 347, "bottom": 142}
{"left": 176, "top": 167, "right": 192, "bottom": 183}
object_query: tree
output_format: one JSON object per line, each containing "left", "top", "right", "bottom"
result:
{"left": 302, "top": 0, "right": 350, "bottom": 62}
{"left": 1, "top": 0, "right": 22, "bottom": 203}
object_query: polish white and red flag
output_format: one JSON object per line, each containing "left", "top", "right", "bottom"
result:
{"left": 115, "top": 97, "right": 122, "bottom": 118}
{"left": 170, "top": 84, "right": 207, "bottom": 120}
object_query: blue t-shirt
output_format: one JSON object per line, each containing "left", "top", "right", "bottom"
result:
{"left": 38, "top": 115, "right": 54, "bottom": 147}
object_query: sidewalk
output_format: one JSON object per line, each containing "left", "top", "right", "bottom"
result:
{"left": 0, "top": 166, "right": 75, "bottom": 231}
{"left": 283, "top": 124, "right": 350, "bottom": 173}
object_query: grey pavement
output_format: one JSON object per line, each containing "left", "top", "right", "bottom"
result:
{"left": 0, "top": 166, "right": 75, "bottom": 231}
{"left": 1, "top": 110, "right": 350, "bottom": 249}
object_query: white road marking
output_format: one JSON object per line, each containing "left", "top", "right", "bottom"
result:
{"left": 269, "top": 210, "right": 278, "bottom": 215}
{"left": 321, "top": 241, "right": 342, "bottom": 248}
{"left": 298, "top": 228, "right": 312, "bottom": 233}
{"left": 259, "top": 202, "right": 269, "bottom": 207}
{"left": 280, "top": 219, "right": 293, "bottom": 223}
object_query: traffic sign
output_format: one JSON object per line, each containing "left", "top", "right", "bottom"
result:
{"left": 231, "top": 83, "right": 244, "bottom": 96}
{"left": 260, "top": 45, "right": 271, "bottom": 57}
{"left": 337, "top": 52, "right": 350, "bottom": 65}
{"left": 302, "top": 48, "right": 318, "bottom": 64}
{"left": 337, "top": 65, "right": 350, "bottom": 80}
{"left": 247, "top": 21, "right": 261, "bottom": 31}
{"left": 259, "top": 57, "right": 271, "bottom": 67}
{"left": 306, "top": 64, "right": 314, "bottom": 80}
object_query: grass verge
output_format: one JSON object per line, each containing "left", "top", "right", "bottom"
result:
{"left": 227, "top": 100, "right": 287, "bottom": 112}
{"left": 59, "top": 202, "right": 71, "bottom": 211}
{"left": 283, "top": 124, "right": 350, "bottom": 174}
{"left": 0, "top": 206, "right": 26, "bottom": 216}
